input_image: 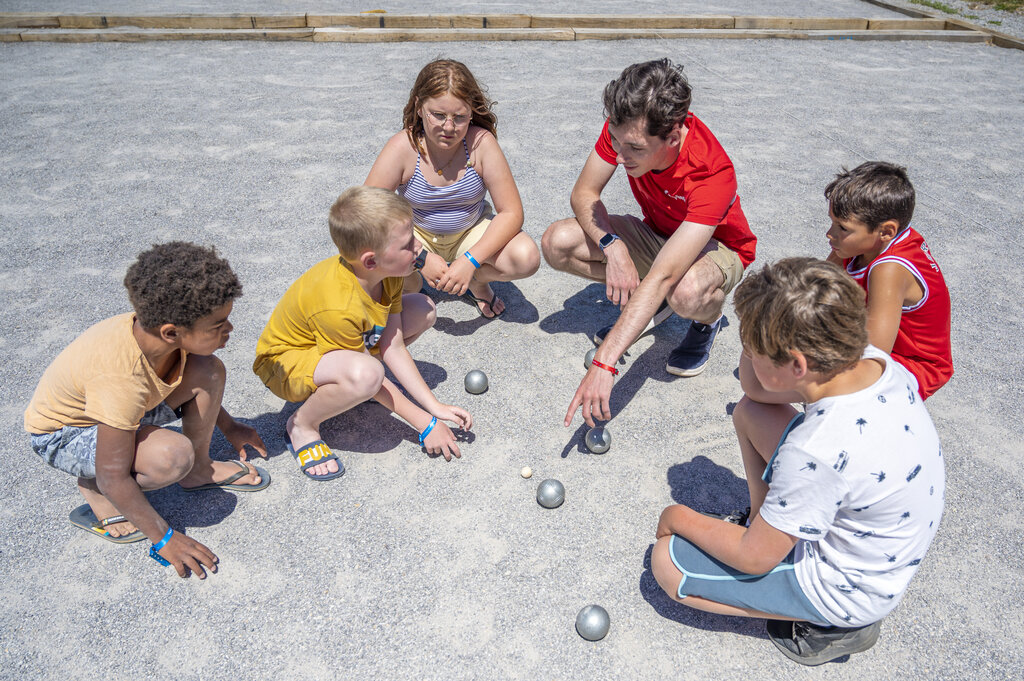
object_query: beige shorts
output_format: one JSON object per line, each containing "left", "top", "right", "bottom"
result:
{"left": 607, "top": 214, "right": 745, "bottom": 294}
{"left": 415, "top": 204, "right": 494, "bottom": 263}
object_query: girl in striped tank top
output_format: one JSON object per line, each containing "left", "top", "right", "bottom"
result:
{"left": 365, "top": 59, "right": 539, "bottom": 318}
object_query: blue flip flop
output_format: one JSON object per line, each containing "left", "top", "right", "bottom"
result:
{"left": 287, "top": 439, "right": 345, "bottom": 481}
{"left": 180, "top": 459, "right": 271, "bottom": 492}
{"left": 68, "top": 504, "right": 146, "bottom": 544}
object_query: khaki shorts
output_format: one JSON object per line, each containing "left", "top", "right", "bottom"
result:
{"left": 608, "top": 214, "right": 745, "bottom": 294}
{"left": 415, "top": 204, "right": 494, "bottom": 263}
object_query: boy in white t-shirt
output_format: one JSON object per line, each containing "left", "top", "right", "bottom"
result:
{"left": 650, "top": 257, "right": 945, "bottom": 666}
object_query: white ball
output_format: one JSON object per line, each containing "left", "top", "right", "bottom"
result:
{"left": 520, "top": 466, "right": 533, "bottom": 479}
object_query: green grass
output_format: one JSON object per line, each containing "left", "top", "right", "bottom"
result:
{"left": 910, "top": 0, "right": 959, "bottom": 13}
{"left": 988, "top": 19, "right": 1004, "bottom": 23}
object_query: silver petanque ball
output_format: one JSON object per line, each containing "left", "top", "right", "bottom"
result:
{"left": 584, "top": 347, "right": 597, "bottom": 370}
{"left": 585, "top": 426, "right": 611, "bottom": 454}
{"left": 575, "top": 604, "right": 610, "bottom": 641}
{"left": 536, "top": 479, "right": 565, "bottom": 509}
{"left": 464, "top": 369, "right": 488, "bottom": 394}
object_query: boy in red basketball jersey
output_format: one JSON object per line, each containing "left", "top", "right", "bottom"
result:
{"left": 741, "top": 162, "right": 952, "bottom": 401}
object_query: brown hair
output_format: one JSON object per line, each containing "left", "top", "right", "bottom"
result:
{"left": 603, "top": 58, "right": 692, "bottom": 140}
{"left": 402, "top": 59, "right": 498, "bottom": 150}
{"left": 733, "top": 258, "right": 867, "bottom": 376}
{"left": 824, "top": 161, "right": 915, "bottom": 232}
{"left": 124, "top": 241, "right": 241, "bottom": 329}
{"left": 329, "top": 186, "right": 413, "bottom": 260}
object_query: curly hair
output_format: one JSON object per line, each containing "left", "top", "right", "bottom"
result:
{"left": 825, "top": 161, "right": 915, "bottom": 233}
{"left": 733, "top": 258, "right": 867, "bottom": 377}
{"left": 124, "top": 241, "right": 242, "bottom": 329}
{"left": 402, "top": 58, "right": 498, "bottom": 150}
{"left": 603, "top": 59, "right": 692, "bottom": 139}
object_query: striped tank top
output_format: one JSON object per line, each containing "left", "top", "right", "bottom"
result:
{"left": 398, "top": 139, "right": 487, "bottom": 235}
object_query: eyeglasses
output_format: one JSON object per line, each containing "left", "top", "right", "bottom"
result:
{"left": 426, "top": 111, "right": 470, "bottom": 127}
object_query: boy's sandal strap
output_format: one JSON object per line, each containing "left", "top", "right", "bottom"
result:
{"left": 98, "top": 515, "right": 128, "bottom": 529}
{"left": 293, "top": 440, "right": 339, "bottom": 472}
{"left": 210, "top": 459, "right": 253, "bottom": 486}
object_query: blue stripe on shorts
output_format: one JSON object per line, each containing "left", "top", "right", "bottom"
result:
{"left": 668, "top": 534, "right": 828, "bottom": 624}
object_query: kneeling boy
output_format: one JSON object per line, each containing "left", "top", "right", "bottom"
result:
{"left": 24, "top": 242, "right": 270, "bottom": 579}
{"left": 652, "top": 258, "right": 944, "bottom": 666}
{"left": 253, "top": 186, "right": 472, "bottom": 480}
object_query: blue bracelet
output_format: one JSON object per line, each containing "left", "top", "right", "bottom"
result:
{"left": 464, "top": 251, "right": 481, "bottom": 269}
{"left": 149, "top": 527, "right": 173, "bottom": 567}
{"left": 418, "top": 416, "right": 437, "bottom": 445}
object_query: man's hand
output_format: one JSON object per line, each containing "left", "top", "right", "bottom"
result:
{"left": 564, "top": 366, "right": 616, "bottom": 427}
{"left": 220, "top": 419, "right": 267, "bottom": 462}
{"left": 157, "top": 531, "right": 219, "bottom": 579}
{"left": 603, "top": 240, "right": 640, "bottom": 308}
{"left": 437, "top": 255, "right": 477, "bottom": 297}
{"left": 421, "top": 252, "right": 449, "bottom": 290}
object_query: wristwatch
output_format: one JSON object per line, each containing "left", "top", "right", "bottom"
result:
{"left": 413, "top": 248, "right": 428, "bottom": 270}
{"left": 598, "top": 233, "right": 620, "bottom": 250}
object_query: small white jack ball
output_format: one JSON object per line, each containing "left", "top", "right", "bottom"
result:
{"left": 520, "top": 466, "right": 532, "bottom": 478}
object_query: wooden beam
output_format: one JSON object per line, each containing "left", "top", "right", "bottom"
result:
{"left": 0, "top": 13, "right": 59, "bottom": 28}
{"left": 734, "top": 17, "right": 868, "bottom": 30}
{"left": 530, "top": 14, "right": 733, "bottom": 29}
{"left": 313, "top": 27, "right": 574, "bottom": 42}
{"left": 867, "top": 18, "right": 947, "bottom": 30}
{"left": 19, "top": 27, "right": 314, "bottom": 41}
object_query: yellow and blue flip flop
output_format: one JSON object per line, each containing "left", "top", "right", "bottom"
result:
{"left": 68, "top": 504, "right": 146, "bottom": 544}
{"left": 180, "top": 459, "right": 271, "bottom": 492}
{"left": 287, "top": 439, "right": 345, "bottom": 481}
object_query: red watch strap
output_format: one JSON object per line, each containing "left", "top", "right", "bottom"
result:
{"left": 591, "top": 359, "right": 619, "bottom": 376}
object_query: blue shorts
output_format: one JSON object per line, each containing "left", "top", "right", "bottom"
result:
{"left": 29, "top": 403, "right": 181, "bottom": 479}
{"left": 667, "top": 409, "right": 827, "bottom": 624}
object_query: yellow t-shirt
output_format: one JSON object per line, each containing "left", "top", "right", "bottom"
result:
{"left": 253, "top": 256, "right": 404, "bottom": 401}
{"left": 24, "top": 313, "right": 186, "bottom": 434}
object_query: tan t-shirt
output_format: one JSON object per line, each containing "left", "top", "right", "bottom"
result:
{"left": 24, "top": 313, "right": 186, "bottom": 434}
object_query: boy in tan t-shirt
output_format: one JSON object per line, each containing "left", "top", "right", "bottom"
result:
{"left": 25, "top": 242, "right": 269, "bottom": 579}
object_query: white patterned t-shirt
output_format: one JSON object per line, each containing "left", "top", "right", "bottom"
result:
{"left": 760, "top": 345, "right": 945, "bottom": 627}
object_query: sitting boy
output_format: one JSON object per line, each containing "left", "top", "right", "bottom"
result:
{"left": 741, "top": 162, "right": 952, "bottom": 402}
{"left": 651, "top": 258, "right": 945, "bottom": 666}
{"left": 24, "top": 242, "right": 270, "bottom": 579}
{"left": 253, "top": 186, "right": 472, "bottom": 480}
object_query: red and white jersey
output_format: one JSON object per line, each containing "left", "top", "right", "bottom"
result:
{"left": 845, "top": 227, "right": 953, "bottom": 399}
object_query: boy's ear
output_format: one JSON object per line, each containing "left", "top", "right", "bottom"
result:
{"left": 789, "top": 350, "right": 809, "bottom": 379}
{"left": 877, "top": 219, "right": 900, "bottom": 243}
{"left": 157, "top": 323, "right": 179, "bottom": 345}
{"left": 359, "top": 249, "right": 378, "bottom": 271}
{"left": 666, "top": 122, "right": 683, "bottom": 148}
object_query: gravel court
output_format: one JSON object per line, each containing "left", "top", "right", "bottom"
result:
{"left": 1, "top": 20, "right": 1023, "bottom": 681}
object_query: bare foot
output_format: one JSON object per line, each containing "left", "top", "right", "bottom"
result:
{"left": 179, "top": 460, "right": 262, "bottom": 489}
{"left": 286, "top": 413, "right": 340, "bottom": 478}
{"left": 468, "top": 281, "right": 504, "bottom": 318}
{"left": 77, "top": 480, "right": 138, "bottom": 538}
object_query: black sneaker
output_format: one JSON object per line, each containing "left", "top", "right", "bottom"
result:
{"left": 766, "top": 619, "right": 881, "bottom": 666}
{"left": 699, "top": 507, "right": 750, "bottom": 526}
{"left": 665, "top": 317, "right": 723, "bottom": 377}
{"left": 593, "top": 300, "right": 673, "bottom": 345}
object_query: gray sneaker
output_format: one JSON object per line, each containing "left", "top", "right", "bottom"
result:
{"left": 593, "top": 300, "right": 673, "bottom": 346}
{"left": 766, "top": 619, "right": 881, "bottom": 666}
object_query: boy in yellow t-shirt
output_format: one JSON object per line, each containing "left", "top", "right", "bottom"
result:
{"left": 254, "top": 186, "right": 472, "bottom": 480}
{"left": 25, "top": 242, "right": 269, "bottom": 579}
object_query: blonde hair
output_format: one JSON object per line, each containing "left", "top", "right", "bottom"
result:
{"left": 402, "top": 59, "right": 498, "bottom": 150}
{"left": 733, "top": 258, "right": 867, "bottom": 376}
{"left": 328, "top": 186, "right": 412, "bottom": 260}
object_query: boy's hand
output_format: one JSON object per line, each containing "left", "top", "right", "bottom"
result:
{"left": 436, "top": 256, "right": 476, "bottom": 297}
{"left": 421, "top": 252, "right": 449, "bottom": 290}
{"left": 157, "top": 532, "right": 219, "bottom": 579}
{"left": 221, "top": 419, "right": 267, "bottom": 461}
{"left": 422, "top": 420, "right": 462, "bottom": 461}
{"left": 432, "top": 404, "right": 473, "bottom": 431}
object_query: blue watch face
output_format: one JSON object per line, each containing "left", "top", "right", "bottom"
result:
{"left": 600, "top": 234, "right": 618, "bottom": 249}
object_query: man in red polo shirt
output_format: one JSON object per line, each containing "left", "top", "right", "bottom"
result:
{"left": 541, "top": 59, "right": 757, "bottom": 427}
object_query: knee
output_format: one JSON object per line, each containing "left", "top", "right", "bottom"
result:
{"left": 184, "top": 353, "right": 226, "bottom": 391}
{"left": 540, "top": 219, "right": 578, "bottom": 270}
{"left": 345, "top": 357, "right": 386, "bottom": 400}
{"left": 420, "top": 295, "right": 437, "bottom": 331}
{"left": 731, "top": 395, "right": 755, "bottom": 433}
{"left": 651, "top": 536, "right": 683, "bottom": 600}
{"left": 517, "top": 237, "right": 541, "bottom": 278}
{"left": 147, "top": 431, "right": 195, "bottom": 484}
